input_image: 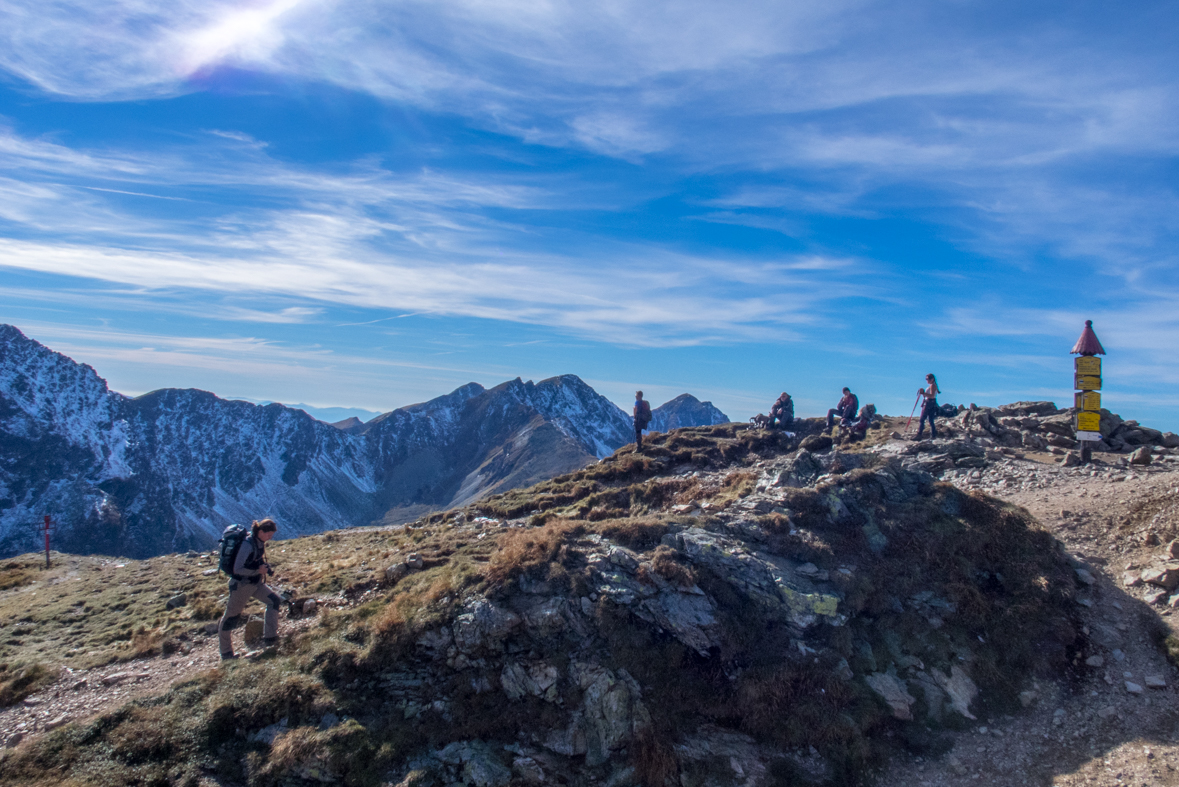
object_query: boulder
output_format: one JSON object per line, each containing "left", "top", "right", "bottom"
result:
{"left": 1162, "top": 432, "right": 1179, "bottom": 449}
{"left": 452, "top": 598, "right": 521, "bottom": 654}
{"left": 302, "top": 599, "right": 318, "bottom": 615}
{"left": 437, "top": 742, "right": 512, "bottom": 787}
{"left": 1039, "top": 414, "right": 1076, "bottom": 437}
{"left": 1167, "top": 540, "right": 1179, "bottom": 560}
{"left": 931, "top": 666, "right": 978, "bottom": 720}
{"left": 385, "top": 563, "right": 408, "bottom": 584}
{"left": 44, "top": 713, "right": 71, "bottom": 731}
{"left": 668, "top": 527, "right": 841, "bottom": 629}
{"left": 573, "top": 664, "right": 651, "bottom": 766}
{"left": 1047, "top": 433, "right": 1078, "bottom": 449}
{"left": 406, "top": 553, "right": 424, "bottom": 570}
{"left": 637, "top": 588, "right": 720, "bottom": 655}
{"left": 165, "top": 593, "right": 187, "bottom": 610}
{"left": 1060, "top": 452, "right": 1081, "bottom": 467}
{"left": 1022, "top": 433, "right": 1048, "bottom": 451}
{"left": 1141, "top": 564, "right": 1179, "bottom": 591}
{"left": 1128, "top": 446, "right": 1152, "bottom": 466}
{"left": 501, "top": 661, "right": 560, "bottom": 701}
{"left": 773, "top": 449, "right": 823, "bottom": 488}
{"left": 521, "top": 597, "right": 576, "bottom": 638}
{"left": 999, "top": 401, "right": 1058, "bottom": 416}
{"left": 512, "top": 757, "right": 546, "bottom": 785}
{"left": 542, "top": 710, "right": 588, "bottom": 756}
{"left": 865, "top": 673, "right": 915, "bottom": 720}
{"left": 674, "top": 726, "right": 780, "bottom": 785}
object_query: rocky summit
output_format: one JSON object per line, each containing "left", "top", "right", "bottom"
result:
{"left": 0, "top": 326, "right": 728, "bottom": 559}
{"left": 4, "top": 417, "right": 1141, "bottom": 787}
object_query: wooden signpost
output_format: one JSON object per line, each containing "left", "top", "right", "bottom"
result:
{"left": 1070, "top": 320, "right": 1106, "bottom": 464}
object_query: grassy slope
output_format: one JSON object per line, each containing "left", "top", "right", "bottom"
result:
{"left": 0, "top": 422, "right": 1080, "bottom": 787}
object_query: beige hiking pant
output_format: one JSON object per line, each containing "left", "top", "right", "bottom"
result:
{"left": 218, "top": 578, "right": 280, "bottom": 655}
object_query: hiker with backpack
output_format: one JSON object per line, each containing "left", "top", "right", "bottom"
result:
{"left": 915, "top": 373, "right": 941, "bottom": 440}
{"left": 633, "top": 391, "right": 652, "bottom": 450}
{"left": 825, "top": 387, "right": 859, "bottom": 434}
{"left": 218, "top": 518, "right": 282, "bottom": 661}
{"left": 768, "top": 392, "right": 794, "bottom": 430}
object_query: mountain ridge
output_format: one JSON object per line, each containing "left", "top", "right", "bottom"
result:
{"left": 0, "top": 325, "right": 729, "bottom": 558}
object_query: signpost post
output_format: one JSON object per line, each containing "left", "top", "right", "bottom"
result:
{"left": 1070, "top": 320, "right": 1106, "bottom": 464}
{"left": 33, "top": 515, "right": 55, "bottom": 568}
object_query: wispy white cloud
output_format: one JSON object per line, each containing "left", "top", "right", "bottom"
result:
{"left": 0, "top": 119, "right": 870, "bottom": 346}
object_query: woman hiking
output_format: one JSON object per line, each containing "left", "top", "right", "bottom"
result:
{"left": 915, "top": 373, "right": 940, "bottom": 440}
{"left": 219, "top": 518, "right": 282, "bottom": 661}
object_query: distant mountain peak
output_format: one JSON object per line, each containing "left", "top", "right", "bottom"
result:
{"left": 0, "top": 324, "right": 730, "bottom": 559}
{"left": 650, "top": 394, "right": 729, "bottom": 432}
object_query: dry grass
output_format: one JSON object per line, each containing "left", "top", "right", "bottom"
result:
{"left": 485, "top": 520, "right": 582, "bottom": 587}
{"left": 649, "top": 545, "right": 696, "bottom": 588}
{"left": 631, "top": 726, "right": 680, "bottom": 787}
{"left": 0, "top": 660, "right": 55, "bottom": 707}
{"left": 1165, "top": 635, "right": 1179, "bottom": 670}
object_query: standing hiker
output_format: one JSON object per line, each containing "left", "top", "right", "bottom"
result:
{"left": 769, "top": 392, "right": 794, "bottom": 429}
{"left": 633, "top": 390, "right": 652, "bottom": 450}
{"left": 219, "top": 518, "right": 282, "bottom": 661}
{"left": 916, "top": 373, "right": 941, "bottom": 440}
{"left": 825, "top": 387, "right": 859, "bottom": 433}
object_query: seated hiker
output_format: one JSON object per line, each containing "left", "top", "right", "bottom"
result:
{"left": 219, "top": 518, "right": 282, "bottom": 661}
{"left": 825, "top": 387, "right": 859, "bottom": 433}
{"left": 843, "top": 403, "right": 876, "bottom": 442}
{"left": 768, "top": 392, "right": 794, "bottom": 429}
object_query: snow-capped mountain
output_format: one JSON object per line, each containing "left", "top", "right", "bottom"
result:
{"left": 0, "top": 326, "right": 727, "bottom": 558}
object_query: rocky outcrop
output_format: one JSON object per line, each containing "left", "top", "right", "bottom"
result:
{"left": 927, "top": 401, "right": 1177, "bottom": 456}
{"left": 340, "top": 428, "right": 1082, "bottom": 786}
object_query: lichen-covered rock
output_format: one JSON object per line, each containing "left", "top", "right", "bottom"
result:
{"left": 572, "top": 663, "right": 651, "bottom": 766}
{"left": 665, "top": 528, "right": 842, "bottom": 629}
{"left": 452, "top": 598, "right": 520, "bottom": 654}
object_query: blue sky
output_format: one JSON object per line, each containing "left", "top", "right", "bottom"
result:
{"left": 1, "top": 0, "right": 1176, "bottom": 429}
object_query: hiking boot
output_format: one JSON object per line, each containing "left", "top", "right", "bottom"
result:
{"left": 262, "top": 637, "right": 278, "bottom": 648}
{"left": 220, "top": 652, "right": 237, "bottom": 662}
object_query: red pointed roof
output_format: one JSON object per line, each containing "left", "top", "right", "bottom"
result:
{"left": 1071, "top": 320, "right": 1105, "bottom": 355}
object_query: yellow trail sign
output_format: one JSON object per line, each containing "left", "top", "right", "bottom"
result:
{"left": 1075, "top": 356, "right": 1101, "bottom": 376}
{"left": 1076, "top": 412, "right": 1101, "bottom": 432}
{"left": 1074, "top": 375, "right": 1102, "bottom": 391}
{"left": 1074, "top": 391, "right": 1101, "bottom": 411}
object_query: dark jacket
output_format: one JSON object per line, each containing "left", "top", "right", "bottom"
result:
{"left": 232, "top": 535, "right": 268, "bottom": 582}
{"left": 837, "top": 393, "right": 858, "bottom": 420}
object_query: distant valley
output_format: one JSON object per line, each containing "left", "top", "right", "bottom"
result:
{"left": 0, "top": 325, "right": 728, "bottom": 558}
